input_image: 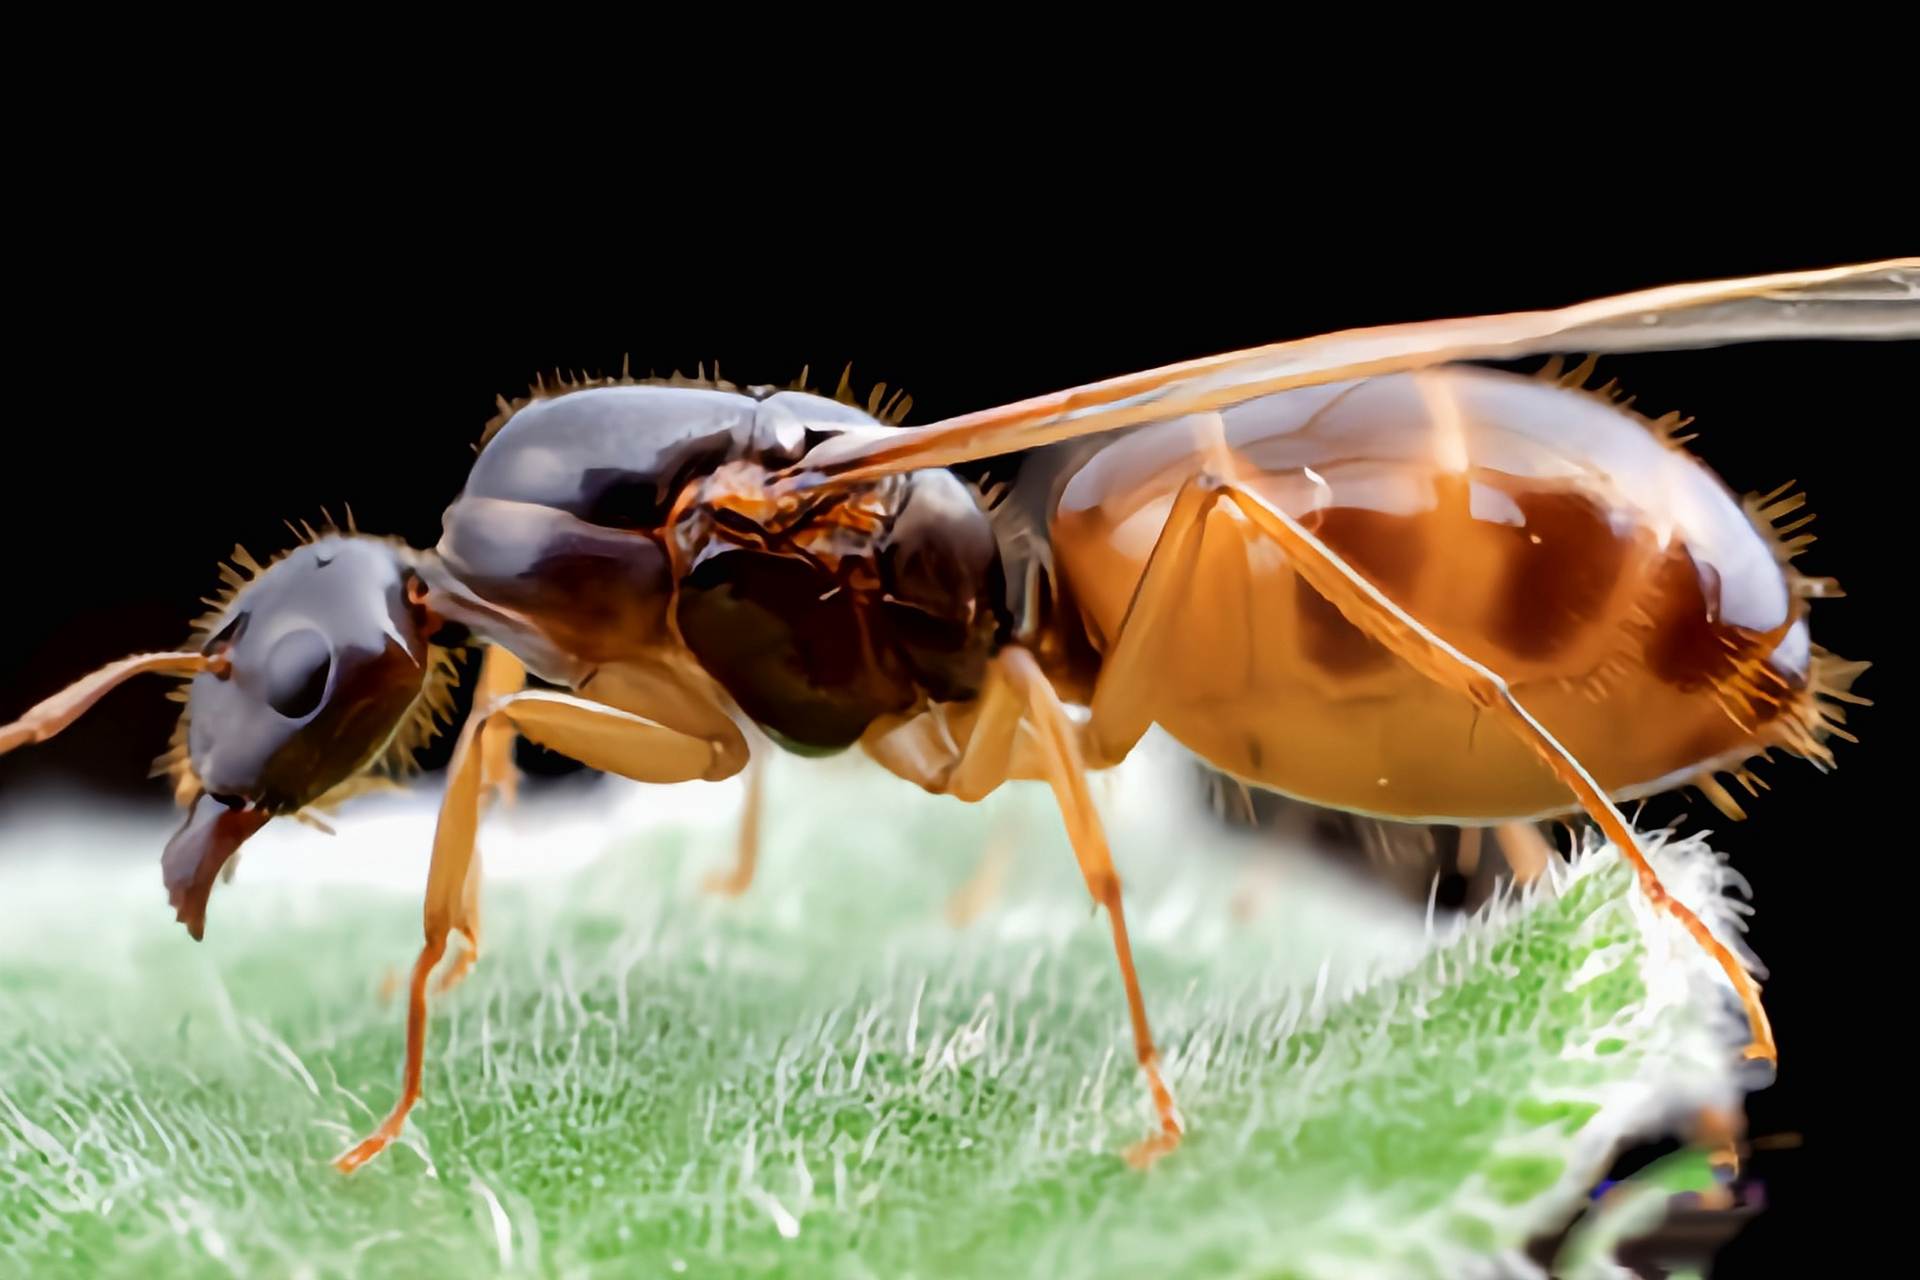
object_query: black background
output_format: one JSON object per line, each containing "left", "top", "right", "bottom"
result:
{"left": 0, "top": 177, "right": 1906, "bottom": 1275}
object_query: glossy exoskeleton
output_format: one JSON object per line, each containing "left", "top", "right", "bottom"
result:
{"left": 3, "top": 260, "right": 1914, "bottom": 1174}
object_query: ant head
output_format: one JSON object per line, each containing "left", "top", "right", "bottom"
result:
{"left": 159, "top": 532, "right": 462, "bottom": 937}
{"left": 0, "top": 526, "right": 467, "bottom": 938}
{"left": 171, "top": 534, "right": 457, "bottom": 814}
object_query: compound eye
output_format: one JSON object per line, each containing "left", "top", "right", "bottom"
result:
{"left": 264, "top": 628, "right": 333, "bottom": 719}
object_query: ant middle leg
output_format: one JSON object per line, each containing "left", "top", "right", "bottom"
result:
{"left": 862, "top": 683, "right": 1049, "bottom": 925}
{"left": 995, "top": 648, "right": 1185, "bottom": 1166}
{"left": 943, "top": 805, "right": 1019, "bottom": 927}
{"left": 702, "top": 747, "right": 765, "bottom": 897}
{"left": 1496, "top": 821, "right": 1556, "bottom": 887}
{"left": 865, "top": 653, "right": 1186, "bottom": 1167}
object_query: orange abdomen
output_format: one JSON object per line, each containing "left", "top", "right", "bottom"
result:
{"left": 1048, "top": 365, "right": 1857, "bottom": 823}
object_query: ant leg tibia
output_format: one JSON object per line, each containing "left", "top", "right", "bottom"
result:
{"left": 998, "top": 646, "right": 1184, "bottom": 1167}
{"left": 704, "top": 752, "right": 765, "bottom": 897}
{"left": 334, "top": 935, "right": 446, "bottom": 1174}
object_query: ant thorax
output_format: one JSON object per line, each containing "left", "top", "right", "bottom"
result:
{"left": 668, "top": 458, "right": 1009, "bottom": 756}
{"left": 428, "top": 377, "right": 1011, "bottom": 757}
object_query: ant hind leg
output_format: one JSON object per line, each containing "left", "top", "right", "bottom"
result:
{"left": 1214, "top": 477, "right": 1774, "bottom": 1064}
{"left": 1067, "top": 458, "right": 1770, "bottom": 1064}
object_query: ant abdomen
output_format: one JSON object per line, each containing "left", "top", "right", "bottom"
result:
{"left": 1045, "top": 365, "right": 1857, "bottom": 825}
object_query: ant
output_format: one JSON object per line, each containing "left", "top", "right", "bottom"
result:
{"left": 3, "top": 259, "right": 1912, "bottom": 1172}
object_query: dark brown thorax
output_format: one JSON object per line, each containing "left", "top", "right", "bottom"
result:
{"left": 428, "top": 378, "right": 1011, "bottom": 756}
{"left": 668, "top": 456, "right": 1009, "bottom": 755}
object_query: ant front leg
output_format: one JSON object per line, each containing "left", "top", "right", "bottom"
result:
{"left": 476, "top": 645, "right": 527, "bottom": 810}
{"left": 333, "top": 689, "right": 740, "bottom": 1175}
{"left": 428, "top": 645, "right": 531, "bottom": 997}
{"left": 868, "top": 652, "right": 1185, "bottom": 1168}
{"left": 1214, "top": 478, "right": 1775, "bottom": 1064}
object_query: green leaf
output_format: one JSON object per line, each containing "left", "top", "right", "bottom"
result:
{"left": 0, "top": 755, "right": 1761, "bottom": 1278}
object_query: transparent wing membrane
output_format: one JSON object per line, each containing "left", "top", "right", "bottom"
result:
{"left": 785, "top": 259, "right": 1920, "bottom": 486}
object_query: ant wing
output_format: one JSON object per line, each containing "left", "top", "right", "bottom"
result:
{"left": 785, "top": 258, "right": 1920, "bottom": 486}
